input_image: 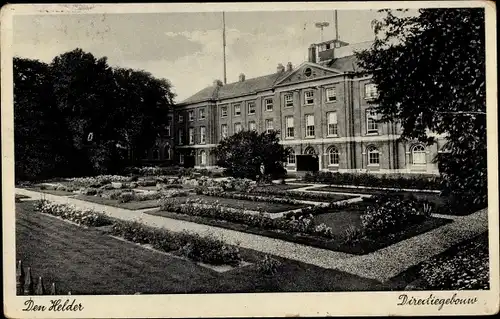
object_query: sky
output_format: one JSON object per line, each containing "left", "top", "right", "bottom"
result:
{"left": 13, "top": 10, "right": 392, "bottom": 102}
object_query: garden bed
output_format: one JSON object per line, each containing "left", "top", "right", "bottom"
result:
{"left": 23, "top": 186, "right": 76, "bottom": 197}
{"left": 147, "top": 209, "right": 451, "bottom": 255}
{"left": 75, "top": 195, "right": 161, "bottom": 210}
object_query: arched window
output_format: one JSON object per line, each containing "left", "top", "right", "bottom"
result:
{"left": 412, "top": 144, "right": 426, "bottom": 165}
{"left": 287, "top": 149, "right": 296, "bottom": 165}
{"left": 304, "top": 147, "right": 316, "bottom": 155}
{"left": 164, "top": 145, "right": 171, "bottom": 160}
{"left": 152, "top": 148, "right": 160, "bottom": 160}
{"left": 367, "top": 146, "right": 380, "bottom": 165}
{"left": 328, "top": 147, "right": 339, "bottom": 165}
{"left": 200, "top": 151, "right": 207, "bottom": 165}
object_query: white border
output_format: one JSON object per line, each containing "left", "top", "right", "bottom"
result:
{"left": 2, "top": 2, "right": 498, "bottom": 317}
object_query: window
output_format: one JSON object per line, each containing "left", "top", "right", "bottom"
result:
{"left": 152, "top": 148, "right": 160, "bottom": 160}
{"left": 305, "top": 114, "right": 315, "bottom": 137}
{"left": 221, "top": 124, "right": 228, "bottom": 139}
{"left": 179, "top": 153, "right": 184, "bottom": 165}
{"left": 304, "top": 68, "right": 312, "bottom": 77}
{"left": 248, "top": 102, "right": 256, "bottom": 115}
{"left": 366, "top": 109, "right": 378, "bottom": 134}
{"left": 234, "top": 104, "right": 241, "bottom": 116}
{"left": 166, "top": 115, "right": 172, "bottom": 136}
{"left": 265, "top": 98, "right": 273, "bottom": 111}
{"left": 285, "top": 116, "right": 294, "bottom": 138}
{"left": 188, "top": 127, "right": 195, "bottom": 145}
{"left": 365, "top": 83, "right": 378, "bottom": 99}
{"left": 326, "top": 87, "right": 337, "bottom": 102}
{"left": 221, "top": 106, "right": 228, "bottom": 118}
{"left": 412, "top": 145, "right": 426, "bottom": 165}
{"left": 200, "top": 126, "right": 206, "bottom": 144}
{"left": 284, "top": 93, "right": 294, "bottom": 108}
{"left": 249, "top": 121, "right": 256, "bottom": 131}
{"left": 304, "top": 90, "right": 314, "bottom": 105}
{"left": 178, "top": 129, "right": 184, "bottom": 145}
{"left": 199, "top": 108, "right": 206, "bottom": 120}
{"left": 304, "top": 147, "right": 316, "bottom": 155}
{"left": 265, "top": 119, "right": 274, "bottom": 133}
{"left": 328, "top": 147, "right": 339, "bottom": 165}
{"left": 200, "top": 151, "right": 207, "bottom": 165}
{"left": 164, "top": 145, "right": 171, "bottom": 160}
{"left": 327, "top": 112, "right": 338, "bottom": 136}
{"left": 367, "top": 146, "right": 380, "bottom": 165}
{"left": 234, "top": 122, "right": 242, "bottom": 133}
{"left": 188, "top": 110, "right": 194, "bottom": 121}
{"left": 287, "top": 149, "right": 296, "bottom": 165}
{"left": 178, "top": 114, "right": 184, "bottom": 123}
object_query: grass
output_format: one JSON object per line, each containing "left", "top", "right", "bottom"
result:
{"left": 147, "top": 209, "right": 451, "bottom": 255}
{"left": 15, "top": 201, "right": 395, "bottom": 294}
{"left": 23, "top": 186, "right": 76, "bottom": 197}
{"left": 75, "top": 195, "right": 161, "bottom": 210}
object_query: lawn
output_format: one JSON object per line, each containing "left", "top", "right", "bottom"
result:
{"left": 148, "top": 209, "right": 451, "bottom": 255}
{"left": 75, "top": 195, "right": 161, "bottom": 210}
{"left": 22, "top": 186, "right": 76, "bottom": 197}
{"left": 15, "top": 201, "right": 394, "bottom": 294}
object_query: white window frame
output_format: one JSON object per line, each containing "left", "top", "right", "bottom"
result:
{"left": 265, "top": 119, "right": 274, "bottom": 133}
{"left": 248, "top": 102, "right": 256, "bottom": 115}
{"left": 305, "top": 114, "right": 315, "bottom": 138}
{"left": 199, "top": 108, "right": 206, "bottom": 120}
{"left": 285, "top": 116, "right": 294, "bottom": 139}
{"left": 304, "top": 90, "right": 314, "bottom": 105}
{"left": 326, "top": 87, "right": 337, "bottom": 102}
{"left": 367, "top": 147, "right": 380, "bottom": 166}
{"left": 164, "top": 146, "right": 171, "bottom": 160}
{"left": 188, "top": 110, "right": 194, "bottom": 121}
{"left": 327, "top": 111, "right": 338, "bottom": 136}
{"left": 221, "top": 124, "right": 228, "bottom": 139}
{"left": 265, "top": 98, "right": 273, "bottom": 112}
{"left": 188, "top": 127, "right": 195, "bottom": 145}
{"left": 248, "top": 121, "right": 256, "bottom": 131}
{"left": 200, "top": 151, "right": 207, "bottom": 165}
{"left": 166, "top": 116, "right": 172, "bottom": 136}
{"left": 412, "top": 144, "right": 427, "bottom": 166}
{"left": 221, "top": 106, "right": 228, "bottom": 118}
{"left": 178, "top": 114, "right": 184, "bottom": 123}
{"left": 179, "top": 153, "right": 184, "bottom": 165}
{"left": 200, "top": 126, "right": 206, "bottom": 144}
{"left": 287, "top": 149, "right": 296, "bottom": 166}
{"left": 234, "top": 122, "right": 242, "bottom": 133}
{"left": 234, "top": 104, "right": 241, "bottom": 116}
{"left": 365, "top": 83, "right": 378, "bottom": 100}
{"left": 366, "top": 109, "right": 378, "bottom": 134}
{"left": 284, "top": 94, "right": 294, "bottom": 108}
{"left": 328, "top": 147, "right": 339, "bottom": 166}
{"left": 178, "top": 129, "right": 184, "bottom": 145}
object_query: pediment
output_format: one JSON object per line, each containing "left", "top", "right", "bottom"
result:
{"left": 274, "top": 62, "right": 343, "bottom": 86}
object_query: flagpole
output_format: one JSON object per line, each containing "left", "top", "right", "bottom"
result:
{"left": 334, "top": 10, "right": 339, "bottom": 40}
{"left": 222, "top": 11, "right": 227, "bottom": 84}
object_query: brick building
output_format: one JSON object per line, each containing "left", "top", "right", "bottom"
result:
{"left": 169, "top": 39, "right": 445, "bottom": 174}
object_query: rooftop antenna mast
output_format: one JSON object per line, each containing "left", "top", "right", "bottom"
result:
{"left": 314, "top": 22, "right": 329, "bottom": 42}
{"left": 222, "top": 11, "right": 227, "bottom": 84}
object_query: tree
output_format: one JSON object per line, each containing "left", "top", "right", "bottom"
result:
{"left": 356, "top": 8, "right": 486, "bottom": 210}
{"left": 13, "top": 57, "right": 69, "bottom": 181}
{"left": 212, "top": 130, "right": 289, "bottom": 180}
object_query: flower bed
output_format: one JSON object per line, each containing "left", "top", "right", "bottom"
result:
{"left": 303, "top": 172, "right": 442, "bottom": 190}
{"left": 418, "top": 233, "right": 489, "bottom": 290}
{"left": 246, "top": 187, "right": 357, "bottom": 202}
{"left": 68, "top": 175, "right": 132, "bottom": 187}
{"left": 194, "top": 186, "right": 309, "bottom": 206}
{"left": 34, "top": 200, "right": 242, "bottom": 266}
{"left": 124, "top": 166, "right": 224, "bottom": 178}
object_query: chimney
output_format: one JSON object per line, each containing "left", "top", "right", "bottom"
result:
{"left": 213, "top": 79, "right": 223, "bottom": 87}
{"left": 286, "top": 62, "right": 293, "bottom": 72}
{"left": 238, "top": 73, "right": 245, "bottom": 82}
{"left": 308, "top": 45, "right": 317, "bottom": 63}
{"left": 277, "top": 63, "right": 285, "bottom": 73}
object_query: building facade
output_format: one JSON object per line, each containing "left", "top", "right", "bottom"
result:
{"left": 170, "top": 39, "right": 445, "bottom": 174}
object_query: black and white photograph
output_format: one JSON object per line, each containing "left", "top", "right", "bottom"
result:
{"left": 1, "top": 2, "right": 498, "bottom": 317}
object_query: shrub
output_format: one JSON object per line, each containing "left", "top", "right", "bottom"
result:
{"left": 35, "top": 200, "right": 113, "bottom": 227}
{"left": 179, "top": 233, "right": 241, "bottom": 266}
{"left": 419, "top": 234, "right": 489, "bottom": 290}
{"left": 257, "top": 255, "right": 282, "bottom": 275}
{"left": 360, "top": 194, "right": 433, "bottom": 237}
{"left": 303, "top": 172, "right": 442, "bottom": 190}
{"left": 118, "top": 192, "right": 135, "bottom": 203}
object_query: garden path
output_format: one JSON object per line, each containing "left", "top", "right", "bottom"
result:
{"left": 15, "top": 188, "right": 488, "bottom": 283}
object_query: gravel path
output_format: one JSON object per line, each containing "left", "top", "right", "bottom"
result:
{"left": 16, "top": 188, "right": 488, "bottom": 283}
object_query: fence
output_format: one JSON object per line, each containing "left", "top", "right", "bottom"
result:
{"left": 16, "top": 260, "right": 71, "bottom": 296}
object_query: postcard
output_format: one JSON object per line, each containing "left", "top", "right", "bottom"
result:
{"left": 1, "top": 1, "right": 498, "bottom": 317}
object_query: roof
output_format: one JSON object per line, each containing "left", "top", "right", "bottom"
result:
{"left": 179, "top": 54, "right": 362, "bottom": 105}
